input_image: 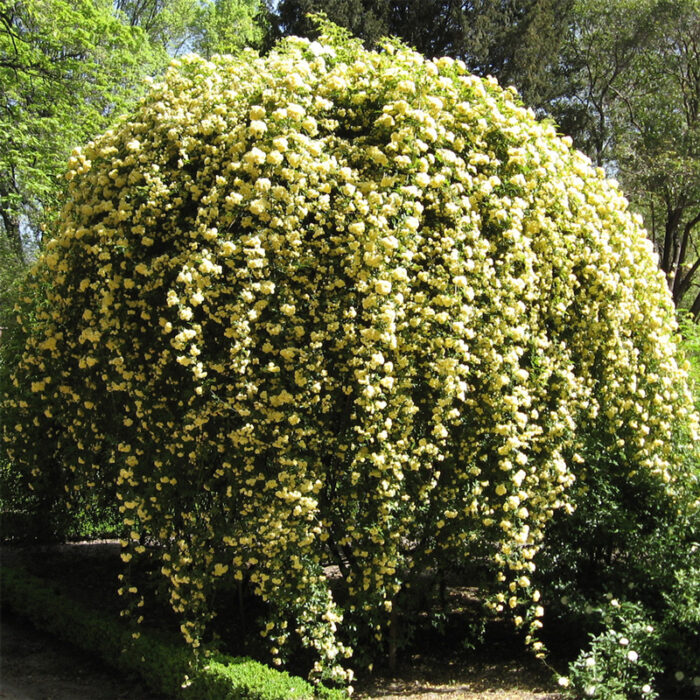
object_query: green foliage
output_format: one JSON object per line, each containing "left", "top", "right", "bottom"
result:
{"left": 0, "top": 452, "right": 123, "bottom": 543}
{"left": 535, "top": 417, "right": 700, "bottom": 695}
{"left": 0, "top": 234, "right": 33, "bottom": 538}
{"left": 0, "top": 0, "right": 166, "bottom": 258}
{"left": 0, "top": 232, "right": 24, "bottom": 323}
{"left": 658, "top": 567, "right": 700, "bottom": 694}
{"left": 190, "top": 0, "right": 269, "bottom": 58}
{"left": 561, "top": 600, "right": 662, "bottom": 700}
{"left": 535, "top": 440, "right": 698, "bottom": 602}
{"left": 0, "top": 241, "right": 121, "bottom": 543}
{"left": 1, "top": 564, "right": 342, "bottom": 699}
{"left": 271, "top": 0, "right": 573, "bottom": 105}
{"left": 550, "top": 0, "right": 700, "bottom": 315}
{"left": 272, "top": 0, "right": 390, "bottom": 50}
{"left": 556, "top": 573, "right": 700, "bottom": 699}
{"left": 114, "top": 0, "right": 201, "bottom": 55}
{"left": 678, "top": 312, "right": 700, "bottom": 411}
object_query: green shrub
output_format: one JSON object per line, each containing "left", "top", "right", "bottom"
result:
{"left": 535, "top": 413, "right": 699, "bottom": 696}
{"left": 658, "top": 567, "right": 700, "bottom": 695}
{"left": 678, "top": 312, "right": 700, "bottom": 412}
{"left": 559, "top": 600, "right": 662, "bottom": 700}
{"left": 556, "top": 578, "right": 700, "bottom": 699}
{"left": 2, "top": 21, "right": 697, "bottom": 682}
{"left": 1, "top": 565, "right": 342, "bottom": 699}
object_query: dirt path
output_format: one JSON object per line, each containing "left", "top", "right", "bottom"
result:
{"left": 353, "top": 645, "right": 564, "bottom": 699}
{"left": 0, "top": 608, "right": 167, "bottom": 700}
{"left": 0, "top": 607, "right": 561, "bottom": 700}
{"left": 0, "top": 606, "right": 563, "bottom": 700}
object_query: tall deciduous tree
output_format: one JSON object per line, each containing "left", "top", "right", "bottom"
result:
{"left": 190, "top": 0, "right": 268, "bottom": 58}
{"left": 114, "top": 0, "right": 200, "bottom": 55}
{"left": 0, "top": 0, "right": 163, "bottom": 260}
{"left": 551, "top": 0, "right": 700, "bottom": 316}
{"left": 619, "top": 2, "right": 700, "bottom": 317}
{"left": 114, "top": 0, "right": 269, "bottom": 58}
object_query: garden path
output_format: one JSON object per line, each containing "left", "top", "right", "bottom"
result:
{"left": 0, "top": 609, "right": 166, "bottom": 700}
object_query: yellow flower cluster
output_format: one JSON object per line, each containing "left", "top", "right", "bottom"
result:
{"left": 2, "top": 30, "right": 697, "bottom": 683}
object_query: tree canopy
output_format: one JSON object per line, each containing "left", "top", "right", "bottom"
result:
{"left": 550, "top": 0, "right": 700, "bottom": 315}
{"left": 0, "top": 0, "right": 166, "bottom": 260}
{"left": 0, "top": 0, "right": 269, "bottom": 264}
{"left": 190, "top": 0, "right": 268, "bottom": 58}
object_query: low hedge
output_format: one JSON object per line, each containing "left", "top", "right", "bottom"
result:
{"left": 1, "top": 565, "right": 345, "bottom": 699}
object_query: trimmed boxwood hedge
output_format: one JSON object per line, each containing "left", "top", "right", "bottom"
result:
{"left": 1, "top": 565, "right": 344, "bottom": 699}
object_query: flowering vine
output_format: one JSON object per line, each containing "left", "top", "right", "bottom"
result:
{"left": 2, "top": 25, "right": 697, "bottom": 685}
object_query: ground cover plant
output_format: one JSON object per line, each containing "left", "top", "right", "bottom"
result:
{"left": 1, "top": 562, "right": 343, "bottom": 699}
{"left": 2, "top": 20, "right": 698, "bottom": 692}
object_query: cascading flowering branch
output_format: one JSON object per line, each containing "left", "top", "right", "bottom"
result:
{"left": 3, "top": 26, "right": 697, "bottom": 685}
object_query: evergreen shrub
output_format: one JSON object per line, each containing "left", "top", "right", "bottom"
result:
{"left": 1, "top": 565, "right": 339, "bottom": 699}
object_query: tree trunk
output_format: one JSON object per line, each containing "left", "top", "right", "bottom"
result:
{"left": 0, "top": 183, "right": 25, "bottom": 263}
{"left": 671, "top": 211, "right": 700, "bottom": 306}
{"left": 660, "top": 206, "right": 683, "bottom": 280}
{"left": 690, "top": 288, "right": 700, "bottom": 321}
{"left": 388, "top": 604, "right": 397, "bottom": 673}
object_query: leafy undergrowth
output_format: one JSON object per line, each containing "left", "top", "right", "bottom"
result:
{"left": 1, "top": 540, "right": 564, "bottom": 699}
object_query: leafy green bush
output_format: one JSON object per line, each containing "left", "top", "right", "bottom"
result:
{"left": 535, "top": 442, "right": 698, "bottom": 605}
{"left": 657, "top": 567, "right": 700, "bottom": 695}
{"left": 678, "top": 312, "right": 700, "bottom": 412}
{"left": 2, "top": 22, "right": 697, "bottom": 683}
{"left": 555, "top": 576, "right": 700, "bottom": 699}
{"left": 535, "top": 384, "right": 699, "bottom": 696}
{"left": 560, "top": 600, "right": 662, "bottom": 700}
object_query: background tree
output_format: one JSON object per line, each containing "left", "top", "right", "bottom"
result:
{"left": 114, "top": 0, "right": 201, "bottom": 55}
{"left": 114, "top": 0, "right": 270, "bottom": 58}
{"left": 270, "top": 0, "right": 390, "bottom": 51}
{"left": 269, "top": 0, "right": 574, "bottom": 106}
{"left": 0, "top": 0, "right": 164, "bottom": 260}
{"left": 190, "top": 0, "right": 268, "bottom": 58}
{"left": 550, "top": 0, "right": 700, "bottom": 316}
{"left": 616, "top": 1, "right": 700, "bottom": 316}
{"left": 0, "top": 0, "right": 271, "bottom": 265}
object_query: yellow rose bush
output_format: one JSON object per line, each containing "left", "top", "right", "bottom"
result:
{"left": 2, "top": 25, "right": 698, "bottom": 684}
